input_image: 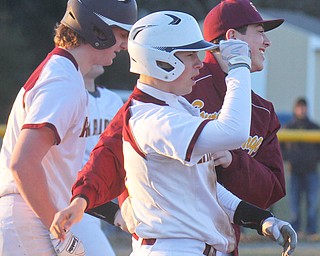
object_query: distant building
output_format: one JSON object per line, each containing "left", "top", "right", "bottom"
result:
{"left": 258, "top": 9, "right": 320, "bottom": 124}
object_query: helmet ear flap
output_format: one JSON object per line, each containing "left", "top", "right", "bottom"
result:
{"left": 129, "top": 41, "right": 185, "bottom": 82}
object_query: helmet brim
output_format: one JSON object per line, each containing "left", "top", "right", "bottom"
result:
{"left": 168, "top": 40, "right": 219, "bottom": 53}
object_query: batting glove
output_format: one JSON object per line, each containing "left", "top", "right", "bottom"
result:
{"left": 50, "top": 230, "right": 85, "bottom": 256}
{"left": 219, "top": 39, "right": 251, "bottom": 72}
{"left": 262, "top": 217, "right": 297, "bottom": 256}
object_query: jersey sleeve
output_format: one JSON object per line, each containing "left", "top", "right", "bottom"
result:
{"left": 71, "top": 104, "right": 128, "bottom": 209}
{"left": 23, "top": 75, "right": 85, "bottom": 144}
{"left": 217, "top": 183, "right": 241, "bottom": 223}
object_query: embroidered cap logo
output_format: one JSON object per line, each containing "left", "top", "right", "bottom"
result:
{"left": 250, "top": 2, "right": 258, "bottom": 12}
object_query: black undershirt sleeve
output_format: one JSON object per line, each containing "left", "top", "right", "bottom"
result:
{"left": 233, "top": 201, "right": 273, "bottom": 235}
{"left": 86, "top": 201, "right": 120, "bottom": 225}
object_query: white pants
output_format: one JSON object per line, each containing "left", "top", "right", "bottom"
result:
{"left": 216, "top": 252, "right": 232, "bottom": 256}
{"left": 130, "top": 237, "right": 214, "bottom": 256}
{"left": 0, "top": 194, "right": 115, "bottom": 256}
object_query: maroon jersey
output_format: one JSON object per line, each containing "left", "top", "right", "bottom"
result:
{"left": 185, "top": 53, "right": 285, "bottom": 209}
{"left": 184, "top": 53, "right": 286, "bottom": 255}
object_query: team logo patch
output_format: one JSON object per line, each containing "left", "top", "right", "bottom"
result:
{"left": 241, "top": 135, "right": 263, "bottom": 155}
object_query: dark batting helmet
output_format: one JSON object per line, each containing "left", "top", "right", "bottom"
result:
{"left": 61, "top": 0, "right": 138, "bottom": 49}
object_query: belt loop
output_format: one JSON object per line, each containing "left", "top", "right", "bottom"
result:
{"left": 203, "top": 243, "right": 216, "bottom": 256}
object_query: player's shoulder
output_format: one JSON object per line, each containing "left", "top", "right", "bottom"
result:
{"left": 252, "top": 92, "right": 275, "bottom": 112}
{"left": 47, "top": 54, "right": 79, "bottom": 76}
{"left": 96, "top": 86, "right": 123, "bottom": 101}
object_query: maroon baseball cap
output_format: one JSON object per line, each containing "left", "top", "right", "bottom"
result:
{"left": 204, "top": 0, "right": 284, "bottom": 42}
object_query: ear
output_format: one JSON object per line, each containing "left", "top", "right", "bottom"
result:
{"left": 225, "top": 29, "right": 237, "bottom": 40}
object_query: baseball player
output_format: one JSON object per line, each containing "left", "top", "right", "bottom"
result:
{"left": 184, "top": 1, "right": 286, "bottom": 255}
{"left": 50, "top": 11, "right": 297, "bottom": 256}
{"left": 0, "top": 0, "right": 137, "bottom": 255}
{"left": 81, "top": 64, "right": 125, "bottom": 255}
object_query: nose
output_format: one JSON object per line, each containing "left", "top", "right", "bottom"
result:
{"left": 121, "top": 39, "right": 128, "bottom": 51}
{"left": 195, "top": 56, "right": 203, "bottom": 69}
{"left": 263, "top": 34, "right": 271, "bottom": 48}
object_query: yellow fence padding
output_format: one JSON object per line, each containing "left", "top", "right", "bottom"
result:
{"left": 1, "top": 124, "right": 320, "bottom": 143}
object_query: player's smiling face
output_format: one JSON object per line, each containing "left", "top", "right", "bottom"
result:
{"left": 98, "top": 27, "right": 129, "bottom": 66}
{"left": 235, "top": 24, "right": 271, "bottom": 72}
{"left": 169, "top": 51, "right": 203, "bottom": 96}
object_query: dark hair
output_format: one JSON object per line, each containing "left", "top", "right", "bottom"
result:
{"left": 295, "top": 97, "right": 307, "bottom": 107}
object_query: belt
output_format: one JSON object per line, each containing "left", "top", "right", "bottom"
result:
{"left": 132, "top": 233, "right": 156, "bottom": 245}
{"left": 132, "top": 233, "right": 212, "bottom": 255}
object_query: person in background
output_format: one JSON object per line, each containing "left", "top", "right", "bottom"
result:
{"left": 184, "top": 1, "right": 286, "bottom": 254}
{"left": 282, "top": 97, "right": 320, "bottom": 241}
{"left": 83, "top": 65, "right": 123, "bottom": 166}
{"left": 0, "top": 0, "right": 137, "bottom": 255}
{"left": 82, "top": 64, "right": 124, "bottom": 255}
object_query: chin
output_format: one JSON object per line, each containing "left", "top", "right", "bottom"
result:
{"left": 251, "top": 64, "right": 264, "bottom": 72}
{"left": 104, "top": 59, "right": 113, "bottom": 67}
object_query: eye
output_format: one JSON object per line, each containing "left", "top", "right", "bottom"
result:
{"left": 121, "top": 32, "right": 129, "bottom": 39}
{"left": 188, "top": 52, "right": 197, "bottom": 57}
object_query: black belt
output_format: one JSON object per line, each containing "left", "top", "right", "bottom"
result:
{"left": 132, "top": 233, "right": 212, "bottom": 255}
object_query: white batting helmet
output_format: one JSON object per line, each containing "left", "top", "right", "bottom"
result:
{"left": 128, "top": 11, "right": 218, "bottom": 81}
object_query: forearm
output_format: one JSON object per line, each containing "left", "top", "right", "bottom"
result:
{"left": 11, "top": 163, "right": 57, "bottom": 229}
{"left": 195, "top": 68, "right": 252, "bottom": 155}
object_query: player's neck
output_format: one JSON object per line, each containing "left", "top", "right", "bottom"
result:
{"left": 140, "top": 75, "right": 172, "bottom": 94}
{"left": 84, "top": 79, "right": 96, "bottom": 93}
{"left": 65, "top": 45, "right": 95, "bottom": 76}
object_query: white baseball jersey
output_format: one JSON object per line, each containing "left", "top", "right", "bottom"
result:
{"left": 83, "top": 86, "right": 123, "bottom": 165}
{"left": 0, "top": 48, "right": 88, "bottom": 210}
{"left": 123, "top": 67, "right": 251, "bottom": 253}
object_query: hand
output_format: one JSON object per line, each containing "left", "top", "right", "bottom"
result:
{"left": 262, "top": 217, "right": 297, "bottom": 256}
{"left": 219, "top": 39, "right": 251, "bottom": 72}
{"left": 114, "top": 209, "right": 129, "bottom": 232}
{"left": 50, "top": 230, "right": 85, "bottom": 256}
{"left": 50, "top": 198, "right": 86, "bottom": 240}
{"left": 212, "top": 151, "right": 232, "bottom": 168}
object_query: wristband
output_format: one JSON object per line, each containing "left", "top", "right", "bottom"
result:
{"left": 233, "top": 201, "right": 273, "bottom": 235}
